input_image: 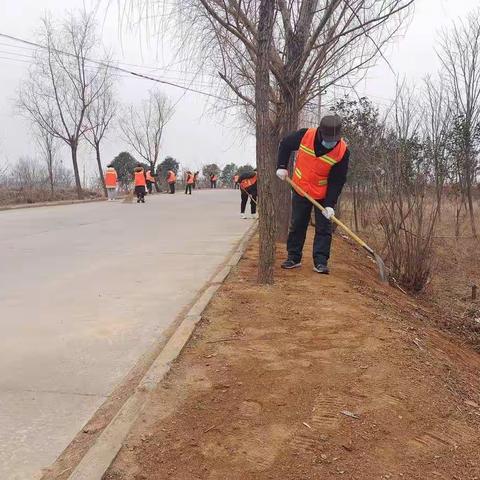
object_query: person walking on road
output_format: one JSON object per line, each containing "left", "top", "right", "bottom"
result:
{"left": 233, "top": 173, "right": 240, "bottom": 189}
{"left": 167, "top": 169, "right": 176, "bottom": 194}
{"left": 145, "top": 169, "right": 155, "bottom": 194}
{"left": 239, "top": 169, "right": 257, "bottom": 219}
{"left": 104, "top": 164, "right": 118, "bottom": 201}
{"left": 185, "top": 171, "right": 194, "bottom": 195}
{"left": 193, "top": 171, "right": 199, "bottom": 189}
{"left": 210, "top": 173, "right": 218, "bottom": 189}
{"left": 134, "top": 165, "right": 147, "bottom": 203}
{"left": 276, "top": 115, "right": 350, "bottom": 274}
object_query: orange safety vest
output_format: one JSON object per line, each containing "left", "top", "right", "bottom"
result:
{"left": 186, "top": 173, "right": 194, "bottom": 184}
{"left": 233, "top": 175, "right": 239, "bottom": 183}
{"left": 293, "top": 128, "right": 347, "bottom": 200}
{"left": 240, "top": 174, "right": 257, "bottom": 190}
{"left": 104, "top": 168, "right": 117, "bottom": 188}
{"left": 211, "top": 175, "right": 217, "bottom": 182}
{"left": 134, "top": 170, "right": 146, "bottom": 187}
{"left": 167, "top": 170, "right": 176, "bottom": 183}
{"left": 146, "top": 170, "right": 155, "bottom": 182}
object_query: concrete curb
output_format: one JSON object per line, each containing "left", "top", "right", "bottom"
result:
{"left": 0, "top": 197, "right": 105, "bottom": 212}
{"left": 67, "top": 220, "right": 258, "bottom": 480}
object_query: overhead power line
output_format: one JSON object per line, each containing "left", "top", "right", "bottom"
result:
{"left": 0, "top": 32, "right": 225, "bottom": 101}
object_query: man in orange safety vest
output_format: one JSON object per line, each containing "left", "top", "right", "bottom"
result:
{"left": 104, "top": 164, "right": 118, "bottom": 201}
{"left": 276, "top": 115, "right": 350, "bottom": 274}
{"left": 166, "top": 170, "right": 177, "bottom": 194}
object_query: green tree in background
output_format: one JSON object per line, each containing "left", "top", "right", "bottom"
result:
{"left": 220, "top": 163, "right": 238, "bottom": 187}
{"left": 157, "top": 156, "right": 179, "bottom": 175}
{"left": 157, "top": 156, "right": 179, "bottom": 178}
{"left": 110, "top": 151, "right": 138, "bottom": 189}
{"left": 202, "top": 163, "right": 221, "bottom": 179}
{"left": 237, "top": 164, "right": 255, "bottom": 176}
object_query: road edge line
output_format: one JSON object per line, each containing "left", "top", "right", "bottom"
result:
{"left": 0, "top": 197, "right": 106, "bottom": 212}
{"left": 67, "top": 220, "right": 258, "bottom": 480}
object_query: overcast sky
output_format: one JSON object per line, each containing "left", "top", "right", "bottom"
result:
{"left": 0, "top": 0, "right": 478, "bottom": 178}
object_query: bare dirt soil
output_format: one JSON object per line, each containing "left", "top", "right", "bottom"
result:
{"left": 105, "top": 232, "right": 480, "bottom": 480}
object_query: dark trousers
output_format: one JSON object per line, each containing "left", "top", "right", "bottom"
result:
{"left": 241, "top": 188, "right": 257, "bottom": 214}
{"left": 211, "top": 181, "right": 217, "bottom": 189}
{"left": 185, "top": 184, "right": 192, "bottom": 195}
{"left": 146, "top": 181, "right": 153, "bottom": 194}
{"left": 234, "top": 183, "right": 240, "bottom": 189}
{"left": 169, "top": 182, "right": 175, "bottom": 194}
{"left": 135, "top": 185, "right": 146, "bottom": 201}
{"left": 287, "top": 191, "right": 332, "bottom": 265}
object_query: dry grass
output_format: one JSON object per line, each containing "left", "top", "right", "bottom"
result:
{"left": 340, "top": 194, "right": 480, "bottom": 351}
{"left": 0, "top": 186, "right": 102, "bottom": 206}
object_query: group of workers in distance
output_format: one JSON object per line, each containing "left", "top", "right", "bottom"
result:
{"left": 103, "top": 164, "right": 212, "bottom": 203}
{"left": 103, "top": 114, "right": 348, "bottom": 274}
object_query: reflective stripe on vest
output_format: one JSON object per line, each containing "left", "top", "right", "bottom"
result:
{"left": 240, "top": 175, "right": 257, "bottom": 189}
{"left": 167, "top": 171, "right": 176, "bottom": 183}
{"left": 292, "top": 128, "right": 347, "bottom": 200}
{"left": 105, "top": 169, "right": 117, "bottom": 187}
{"left": 134, "top": 170, "right": 146, "bottom": 187}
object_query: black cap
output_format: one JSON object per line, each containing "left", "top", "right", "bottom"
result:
{"left": 319, "top": 115, "right": 342, "bottom": 142}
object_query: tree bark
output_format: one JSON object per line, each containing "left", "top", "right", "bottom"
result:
{"left": 275, "top": 90, "right": 301, "bottom": 242}
{"left": 256, "top": 0, "right": 277, "bottom": 285}
{"left": 95, "top": 142, "right": 107, "bottom": 196}
{"left": 465, "top": 173, "right": 477, "bottom": 238}
{"left": 47, "top": 151, "right": 54, "bottom": 197}
{"left": 353, "top": 184, "right": 359, "bottom": 232}
{"left": 70, "top": 141, "right": 83, "bottom": 199}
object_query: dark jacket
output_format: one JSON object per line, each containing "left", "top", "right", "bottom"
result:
{"left": 277, "top": 128, "right": 350, "bottom": 208}
{"left": 239, "top": 172, "right": 257, "bottom": 195}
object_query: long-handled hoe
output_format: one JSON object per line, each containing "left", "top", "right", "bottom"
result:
{"left": 240, "top": 186, "right": 257, "bottom": 205}
{"left": 285, "top": 177, "right": 387, "bottom": 282}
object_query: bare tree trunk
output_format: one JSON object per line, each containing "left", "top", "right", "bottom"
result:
{"left": 95, "top": 142, "right": 107, "bottom": 196}
{"left": 256, "top": 0, "right": 276, "bottom": 285}
{"left": 70, "top": 142, "right": 83, "bottom": 199}
{"left": 466, "top": 174, "right": 478, "bottom": 238}
{"left": 353, "top": 184, "right": 359, "bottom": 232}
{"left": 47, "top": 151, "right": 54, "bottom": 197}
{"left": 275, "top": 91, "right": 302, "bottom": 241}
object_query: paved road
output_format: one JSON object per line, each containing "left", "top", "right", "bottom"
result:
{"left": 0, "top": 190, "right": 251, "bottom": 480}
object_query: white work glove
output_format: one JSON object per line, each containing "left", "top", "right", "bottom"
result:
{"left": 276, "top": 168, "right": 288, "bottom": 181}
{"left": 322, "top": 206, "right": 335, "bottom": 220}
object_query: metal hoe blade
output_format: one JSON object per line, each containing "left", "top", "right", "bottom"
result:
{"left": 373, "top": 252, "right": 388, "bottom": 283}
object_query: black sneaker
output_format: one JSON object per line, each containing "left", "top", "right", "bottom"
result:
{"left": 281, "top": 259, "right": 302, "bottom": 269}
{"left": 313, "top": 264, "right": 330, "bottom": 274}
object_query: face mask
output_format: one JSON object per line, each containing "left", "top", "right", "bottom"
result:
{"left": 321, "top": 140, "right": 337, "bottom": 149}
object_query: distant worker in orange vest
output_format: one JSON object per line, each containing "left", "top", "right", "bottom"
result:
{"left": 145, "top": 169, "right": 156, "bottom": 194}
{"left": 233, "top": 174, "right": 240, "bottom": 189}
{"left": 185, "top": 171, "right": 194, "bottom": 195}
{"left": 133, "top": 164, "right": 147, "bottom": 203}
{"left": 193, "top": 171, "right": 199, "bottom": 189}
{"left": 104, "top": 164, "right": 118, "bottom": 201}
{"left": 166, "top": 169, "right": 176, "bottom": 194}
{"left": 239, "top": 169, "right": 257, "bottom": 219}
{"left": 276, "top": 115, "right": 350, "bottom": 274}
{"left": 210, "top": 173, "right": 217, "bottom": 189}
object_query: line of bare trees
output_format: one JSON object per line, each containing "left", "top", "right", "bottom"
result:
{"left": 330, "top": 10, "right": 480, "bottom": 292}
{"left": 15, "top": 10, "right": 174, "bottom": 200}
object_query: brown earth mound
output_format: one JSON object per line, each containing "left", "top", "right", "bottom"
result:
{"left": 105, "top": 232, "right": 480, "bottom": 480}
